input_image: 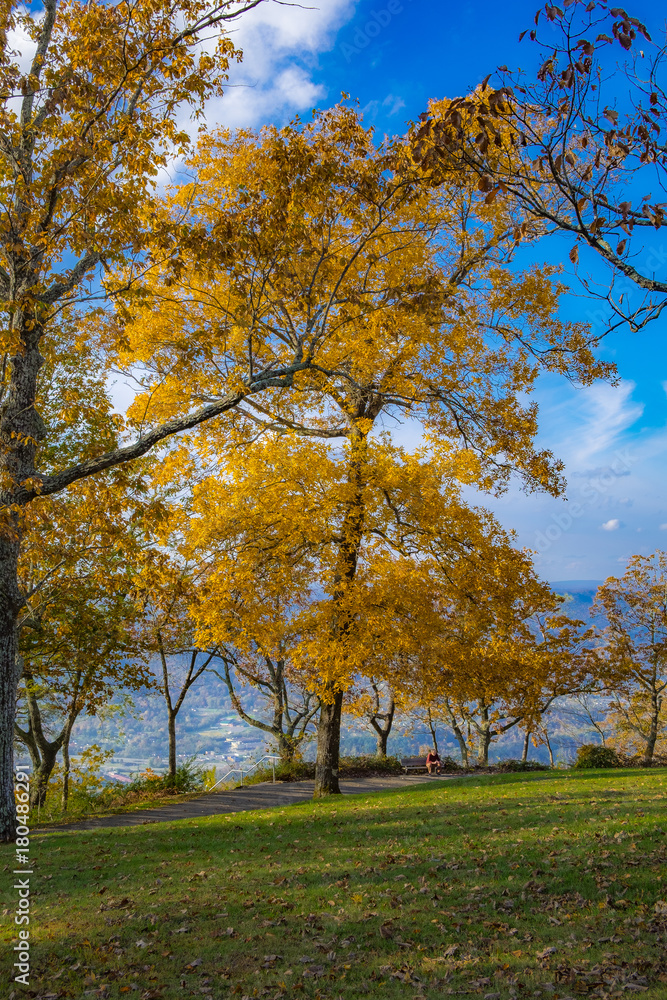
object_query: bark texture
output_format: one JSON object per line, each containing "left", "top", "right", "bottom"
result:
{"left": 314, "top": 687, "right": 344, "bottom": 796}
{"left": 0, "top": 632, "right": 21, "bottom": 837}
{"left": 521, "top": 730, "right": 531, "bottom": 763}
{"left": 642, "top": 690, "right": 662, "bottom": 766}
{"left": 368, "top": 683, "right": 395, "bottom": 757}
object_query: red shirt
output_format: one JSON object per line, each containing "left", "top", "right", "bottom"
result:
{"left": 426, "top": 752, "right": 440, "bottom": 763}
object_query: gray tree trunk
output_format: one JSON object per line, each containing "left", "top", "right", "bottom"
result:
{"left": 521, "top": 730, "right": 531, "bottom": 763}
{"left": 643, "top": 690, "right": 661, "bottom": 766}
{"left": 314, "top": 688, "right": 344, "bottom": 796}
{"left": 369, "top": 690, "right": 395, "bottom": 757}
{"left": 443, "top": 700, "right": 469, "bottom": 768}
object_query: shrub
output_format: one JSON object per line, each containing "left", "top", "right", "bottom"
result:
{"left": 126, "top": 756, "right": 210, "bottom": 795}
{"left": 440, "top": 756, "right": 464, "bottom": 772}
{"left": 494, "top": 759, "right": 550, "bottom": 773}
{"left": 339, "top": 755, "right": 403, "bottom": 777}
{"left": 260, "top": 759, "right": 314, "bottom": 783}
{"left": 573, "top": 744, "right": 620, "bottom": 769}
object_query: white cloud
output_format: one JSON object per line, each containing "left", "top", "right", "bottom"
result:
{"left": 568, "top": 381, "right": 643, "bottom": 468}
{"left": 214, "top": 66, "right": 326, "bottom": 130}
{"left": 601, "top": 519, "right": 621, "bottom": 531}
{"left": 7, "top": 22, "right": 37, "bottom": 74}
{"left": 660, "top": 523, "right": 667, "bottom": 530}
{"left": 361, "top": 93, "right": 407, "bottom": 122}
{"left": 201, "top": 0, "right": 357, "bottom": 132}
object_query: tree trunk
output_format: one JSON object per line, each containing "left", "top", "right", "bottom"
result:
{"left": 521, "top": 730, "right": 531, "bottom": 763}
{"left": 443, "top": 699, "right": 468, "bottom": 768}
{"left": 168, "top": 709, "right": 177, "bottom": 782}
{"left": 61, "top": 740, "right": 71, "bottom": 812}
{"left": 478, "top": 727, "right": 492, "bottom": 766}
{"left": 0, "top": 297, "right": 46, "bottom": 840}
{"left": 277, "top": 731, "right": 296, "bottom": 762}
{"left": 369, "top": 689, "right": 395, "bottom": 757}
{"left": 642, "top": 691, "right": 661, "bottom": 766}
{"left": 14, "top": 665, "right": 67, "bottom": 810}
{"left": 14, "top": 726, "right": 59, "bottom": 811}
{"left": 476, "top": 704, "right": 492, "bottom": 766}
{"left": 0, "top": 594, "right": 23, "bottom": 840}
{"left": 427, "top": 707, "right": 439, "bottom": 755}
{"left": 544, "top": 730, "right": 555, "bottom": 767}
{"left": 34, "top": 747, "right": 59, "bottom": 809}
{"left": 314, "top": 687, "right": 344, "bottom": 797}
{"left": 313, "top": 424, "right": 366, "bottom": 798}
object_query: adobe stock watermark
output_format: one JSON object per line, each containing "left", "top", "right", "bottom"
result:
{"left": 534, "top": 447, "right": 635, "bottom": 554}
{"left": 13, "top": 763, "right": 32, "bottom": 987}
{"left": 339, "top": 0, "right": 414, "bottom": 63}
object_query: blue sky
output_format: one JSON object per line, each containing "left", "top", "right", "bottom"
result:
{"left": 205, "top": 0, "right": 667, "bottom": 583}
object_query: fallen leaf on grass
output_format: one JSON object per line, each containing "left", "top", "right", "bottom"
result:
{"left": 302, "top": 965, "right": 324, "bottom": 977}
{"left": 537, "top": 946, "right": 558, "bottom": 959}
{"left": 261, "top": 955, "right": 282, "bottom": 968}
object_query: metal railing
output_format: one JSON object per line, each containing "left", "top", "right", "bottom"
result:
{"left": 207, "top": 754, "right": 281, "bottom": 791}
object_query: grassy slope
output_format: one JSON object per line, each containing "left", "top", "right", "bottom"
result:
{"left": 3, "top": 769, "right": 667, "bottom": 1000}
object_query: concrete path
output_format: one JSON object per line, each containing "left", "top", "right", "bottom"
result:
{"left": 34, "top": 774, "right": 457, "bottom": 834}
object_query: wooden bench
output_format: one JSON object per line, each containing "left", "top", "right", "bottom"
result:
{"left": 400, "top": 756, "right": 428, "bottom": 774}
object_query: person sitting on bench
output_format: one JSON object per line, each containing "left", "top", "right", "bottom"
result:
{"left": 426, "top": 749, "right": 441, "bottom": 774}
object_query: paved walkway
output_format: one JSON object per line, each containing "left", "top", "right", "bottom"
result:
{"left": 35, "top": 774, "right": 457, "bottom": 834}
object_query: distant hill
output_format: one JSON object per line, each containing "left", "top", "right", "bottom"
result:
{"left": 550, "top": 579, "right": 601, "bottom": 623}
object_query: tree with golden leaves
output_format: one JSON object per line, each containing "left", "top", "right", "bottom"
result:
{"left": 370, "top": 532, "right": 590, "bottom": 766}
{"left": 0, "top": 0, "right": 284, "bottom": 840}
{"left": 136, "top": 104, "right": 608, "bottom": 795}
{"left": 591, "top": 552, "right": 667, "bottom": 766}
{"left": 186, "top": 428, "right": 588, "bottom": 794}
{"left": 13, "top": 326, "right": 164, "bottom": 808}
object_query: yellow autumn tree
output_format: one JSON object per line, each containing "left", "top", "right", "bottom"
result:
{"left": 0, "top": 0, "right": 277, "bottom": 840}
{"left": 591, "top": 553, "right": 667, "bottom": 766}
{"left": 124, "top": 103, "right": 608, "bottom": 794}
{"left": 326, "top": 519, "right": 591, "bottom": 766}
{"left": 185, "top": 430, "right": 588, "bottom": 793}
{"left": 15, "top": 325, "right": 163, "bottom": 809}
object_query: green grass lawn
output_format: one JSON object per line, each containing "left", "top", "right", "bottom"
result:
{"left": 3, "top": 768, "right": 667, "bottom": 1000}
